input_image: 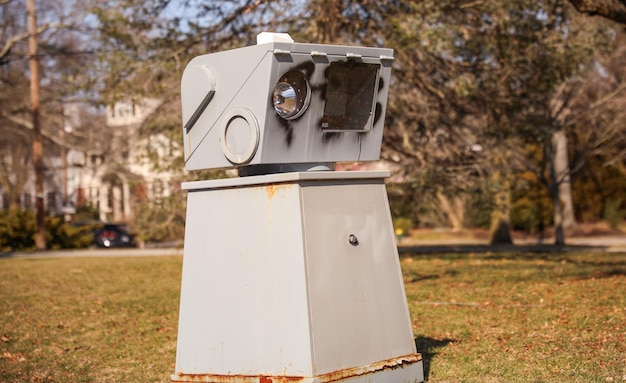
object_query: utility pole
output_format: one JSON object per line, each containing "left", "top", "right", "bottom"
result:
{"left": 61, "top": 125, "right": 68, "bottom": 204}
{"left": 27, "top": 0, "right": 46, "bottom": 250}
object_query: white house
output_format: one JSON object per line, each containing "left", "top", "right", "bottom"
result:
{"left": 0, "top": 99, "right": 176, "bottom": 224}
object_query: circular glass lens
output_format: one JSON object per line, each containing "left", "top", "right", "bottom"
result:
{"left": 271, "top": 71, "right": 311, "bottom": 120}
{"left": 272, "top": 82, "right": 298, "bottom": 119}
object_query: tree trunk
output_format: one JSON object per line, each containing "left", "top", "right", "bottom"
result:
{"left": 489, "top": 171, "right": 513, "bottom": 245}
{"left": 552, "top": 130, "right": 576, "bottom": 232}
{"left": 550, "top": 132, "right": 566, "bottom": 246}
{"left": 436, "top": 191, "right": 465, "bottom": 231}
{"left": 552, "top": 182, "right": 566, "bottom": 246}
{"left": 28, "top": 0, "right": 46, "bottom": 250}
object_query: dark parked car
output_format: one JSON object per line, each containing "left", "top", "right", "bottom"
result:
{"left": 94, "top": 224, "right": 136, "bottom": 248}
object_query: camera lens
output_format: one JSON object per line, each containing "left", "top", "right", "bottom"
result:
{"left": 272, "top": 71, "right": 310, "bottom": 120}
{"left": 273, "top": 82, "right": 298, "bottom": 118}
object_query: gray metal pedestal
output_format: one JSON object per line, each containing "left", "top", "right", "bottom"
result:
{"left": 172, "top": 170, "right": 424, "bottom": 383}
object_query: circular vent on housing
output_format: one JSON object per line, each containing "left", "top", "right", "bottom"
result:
{"left": 219, "top": 108, "right": 260, "bottom": 165}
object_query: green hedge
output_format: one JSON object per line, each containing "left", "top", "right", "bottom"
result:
{"left": 0, "top": 210, "right": 96, "bottom": 252}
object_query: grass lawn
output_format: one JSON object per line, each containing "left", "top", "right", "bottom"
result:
{"left": 0, "top": 256, "right": 181, "bottom": 383}
{"left": 1, "top": 251, "right": 625, "bottom": 382}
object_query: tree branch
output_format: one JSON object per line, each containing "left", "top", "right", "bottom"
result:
{"left": 568, "top": 0, "right": 626, "bottom": 24}
{"left": 590, "top": 82, "right": 626, "bottom": 109}
{"left": 0, "top": 22, "right": 53, "bottom": 61}
{"left": 1, "top": 112, "right": 104, "bottom": 154}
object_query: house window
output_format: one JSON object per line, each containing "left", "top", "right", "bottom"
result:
{"left": 47, "top": 192, "right": 57, "bottom": 214}
{"left": 23, "top": 193, "right": 32, "bottom": 209}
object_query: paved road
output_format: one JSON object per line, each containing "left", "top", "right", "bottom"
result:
{"left": 398, "top": 235, "right": 626, "bottom": 254}
{"left": 1, "top": 247, "right": 184, "bottom": 259}
{"left": 3, "top": 235, "right": 626, "bottom": 259}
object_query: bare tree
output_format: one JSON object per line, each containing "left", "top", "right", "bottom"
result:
{"left": 1, "top": 0, "right": 103, "bottom": 249}
{"left": 27, "top": 0, "right": 46, "bottom": 250}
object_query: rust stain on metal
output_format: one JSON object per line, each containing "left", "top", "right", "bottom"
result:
{"left": 171, "top": 353, "right": 422, "bottom": 383}
{"left": 171, "top": 374, "right": 303, "bottom": 383}
{"left": 264, "top": 183, "right": 293, "bottom": 201}
{"left": 316, "top": 353, "right": 422, "bottom": 382}
{"left": 265, "top": 184, "right": 278, "bottom": 200}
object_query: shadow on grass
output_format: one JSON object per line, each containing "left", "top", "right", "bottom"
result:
{"left": 404, "top": 269, "right": 459, "bottom": 284}
{"left": 401, "top": 245, "right": 626, "bottom": 280}
{"left": 415, "top": 336, "right": 454, "bottom": 380}
{"left": 399, "top": 244, "right": 607, "bottom": 255}
{"left": 482, "top": 251, "right": 626, "bottom": 270}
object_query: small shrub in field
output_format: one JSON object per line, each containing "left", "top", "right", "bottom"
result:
{"left": 603, "top": 198, "right": 625, "bottom": 229}
{"left": 0, "top": 210, "right": 96, "bottom": 251}
{"left": 0, "top": 210, "right": 36, "bottom": 251}
{"left": 393, "top": 217, "right": 413, "bottom": 238}
{"left": 46, "top": 217, "right": 97, "bottom": 250}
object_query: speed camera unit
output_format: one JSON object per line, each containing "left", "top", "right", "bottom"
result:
{"left": 173, "top": 34, "right": 424, "bottom": 383}
{"left": 181, "top": 33, "right": 393, "bottom": 172}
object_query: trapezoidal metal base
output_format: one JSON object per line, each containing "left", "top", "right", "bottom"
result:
{"left": 172, "top": 171, "right": 424, "bottom": 383}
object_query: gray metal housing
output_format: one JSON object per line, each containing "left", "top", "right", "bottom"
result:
{"left": 181, "top": 41, "right": 394, "bottom": 171}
